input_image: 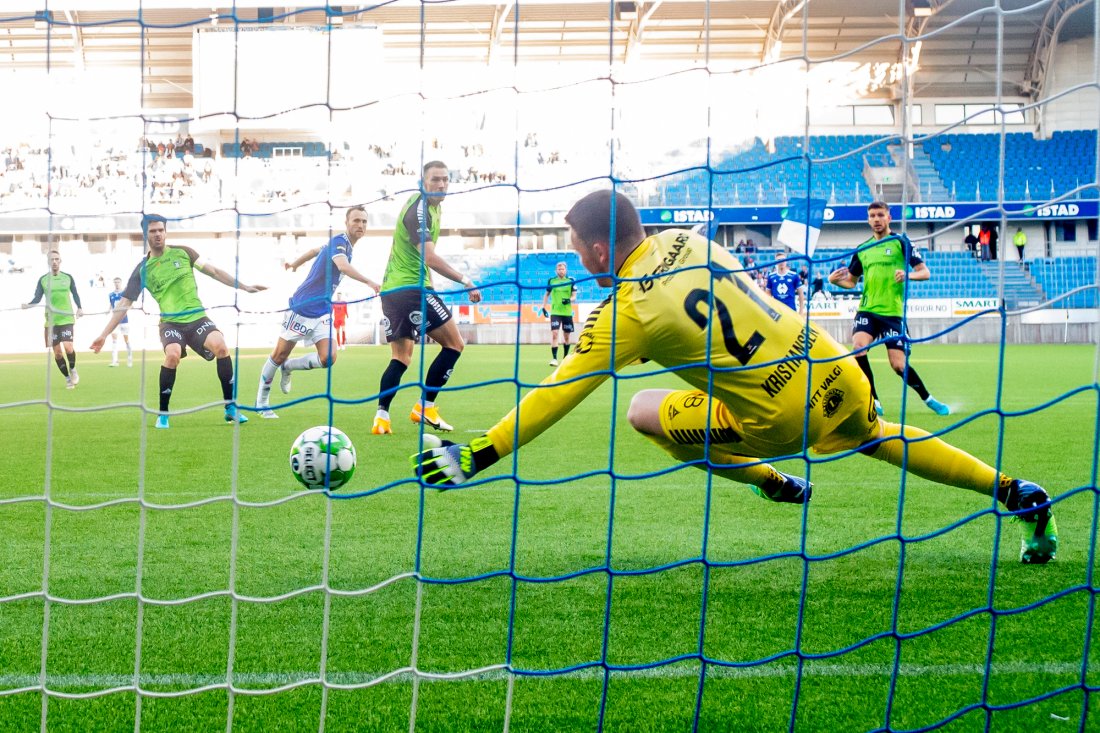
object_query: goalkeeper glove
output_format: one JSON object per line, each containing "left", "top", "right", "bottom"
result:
{"left": 540, "top": 308, "right": 549, "bottom": 318}
{"left": 413, "top": 434, "right": 500, "bottom": 488}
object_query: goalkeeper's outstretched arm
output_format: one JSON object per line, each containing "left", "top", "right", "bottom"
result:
{"left": 413, "top": 300, "right": 642, "bottom": 487}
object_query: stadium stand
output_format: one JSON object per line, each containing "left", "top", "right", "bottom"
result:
{"left": 2, "top": 130, "right": 1096, "bottom": 215}
{"left": 1030, "top": 256, "right": 1099, "bottom": 308}
{"left": 220, "top": 140, "right": 329, "bottom": 158}
{"left": 0, "top": 128, "right": 1095, "bottom": 312}
{"left": 923, "top": 129, "right": 1099, "bottom": 202}
{"left": 657, "top": 134, "right": 892, "bottom": 206}
{"left": 656, "top": 130, "right": 1098, "bottom": 206}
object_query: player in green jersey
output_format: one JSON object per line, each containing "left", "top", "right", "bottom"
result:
{"left": 828, "top": 201, "right": 950, "bottom": 417}
{"left": 413, "top": 190, "right": 1057, "bottom": 565}
{"left": 371, "top": 161, "right": 482, "bottom": 435}
{"left": 23, "top": 250, "right": 83, "bottom": 388}
{"left": 91, "top": 214, "right": 267, "bottom": 428}
{"left": 540, "top": 261, "right": 578, "bottom": 366}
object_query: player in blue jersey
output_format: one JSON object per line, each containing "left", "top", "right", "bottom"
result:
{"left": 107, "top": 277, "right": 134, "bottom": 367}
{"left": 255, "top": 206, "right": 380, "bottom": 418}
{"left": 764, "top": 253, "right": 805, "bottom": 315}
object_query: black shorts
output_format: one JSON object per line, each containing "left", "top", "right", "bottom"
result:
{"left": 549, "top": 315, "right": 575, "bottom": 333}
{"left": 380, "top": 289, "right": 452, "bottom": 342}
{"left": 44, "top": 324, "right": 74, "bottom": 348}
{"left": 852, "top": 311, "right": 909, "bottom": 352}
{"left": 160, "top": 318, "right": 220, "bottom": 361}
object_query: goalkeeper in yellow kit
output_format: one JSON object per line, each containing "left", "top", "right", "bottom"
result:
{"left": 413, "top": 190, "right": 1057, "bottom": 564}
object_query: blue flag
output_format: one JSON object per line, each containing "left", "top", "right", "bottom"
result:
{"left": 777, "top": 197, "right": 827, "bottom": 256}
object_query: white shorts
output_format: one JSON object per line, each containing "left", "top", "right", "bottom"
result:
{"left": 113, "top": 323, "right": 130, "bottom": 337}
{"left": 280, "top": 311, "right": 334, "bottom": 347}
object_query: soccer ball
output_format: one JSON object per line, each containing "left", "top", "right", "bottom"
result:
{"left": 289, "top": 425, "right": 357, "bottom": 490}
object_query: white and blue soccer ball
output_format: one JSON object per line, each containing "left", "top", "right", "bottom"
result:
{"left": 289, "top": 425, "right": 357, "bottom": 490}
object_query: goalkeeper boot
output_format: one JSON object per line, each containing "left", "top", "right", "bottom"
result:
{"left": 410, "top": 403, "right": 454, "bottom": 432}
{"left": 751, "top": 472, "right": 812, "bottom": 505}
{"left": 279, "top": 364, "right": 293, "bottom": 394}
{"left": 258, "top": 409, "right": 279, "bottom": 419}
{"left": 1010, "top": 479, "right": 1058, "bottom": 564}
{"left": 155, "top": 415, "right": 170, "bottom": 430}
{"left": 924, "top": 396, "right": 951, "bottom": 416}
{"left": 372, "top": 415, "right": 393, "bottom": 435}
{"left": 224, "top": 404, "right": 249, "bottom": 424}
{"left": 69, "top": 369, "right": 79, "bottom": 386}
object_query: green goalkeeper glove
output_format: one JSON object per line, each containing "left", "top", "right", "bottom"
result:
{"left": 412, "top": 434, "right": 499, "bottom": 488}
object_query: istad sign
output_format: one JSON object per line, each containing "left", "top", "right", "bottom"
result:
{"left": 905, "top": 205, "right": 956, "bottom": 220}
{"left": 658, "top": 209, "right": 715, "bottom": 224}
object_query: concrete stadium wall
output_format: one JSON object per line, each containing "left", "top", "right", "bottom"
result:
{"left": 1046, "top": 37, "right": 1100, "bottom": 133}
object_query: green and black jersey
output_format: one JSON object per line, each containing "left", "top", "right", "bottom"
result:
{"left": 28, "top": 271, "right": 82, "bottom": 327}
{"left": 382, "top": 192, "right": 442, "bottom": 291}
{"left": 545, "top": 276, "right": 576, "bottom": 316}
{"left": 123, "top": 245, "right": 207, "bottom": 323}
{"left": 846, "top": 233, "right": 924, "bottom": 317}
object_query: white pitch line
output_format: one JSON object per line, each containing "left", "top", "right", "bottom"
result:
{"left": 0, "top": 660, "right": 1085, "bottom": 693}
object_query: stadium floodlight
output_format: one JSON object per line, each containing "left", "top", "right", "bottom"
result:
{"left": 910, "top": 0, "right": 934, "bottom": 17}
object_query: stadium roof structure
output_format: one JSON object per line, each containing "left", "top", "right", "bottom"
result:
{"left": 0, "top": 0, "right": 1094, "bottom": 110}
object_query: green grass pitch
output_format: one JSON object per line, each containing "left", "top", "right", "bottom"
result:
{"left": 1, "top": 342, "right": 1098, "bottom": 731}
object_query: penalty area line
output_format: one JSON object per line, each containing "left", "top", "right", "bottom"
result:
{"left": 0, "top": 660, "right": 1083, "bottom": 691}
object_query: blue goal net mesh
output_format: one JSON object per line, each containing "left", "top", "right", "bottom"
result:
{"left": 0, "top": 2, "right": 1098, "bottom": 731}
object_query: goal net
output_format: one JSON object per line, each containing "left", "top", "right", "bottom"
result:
{"left": 1, "top": 2, "right": 1098, "bottom": 730}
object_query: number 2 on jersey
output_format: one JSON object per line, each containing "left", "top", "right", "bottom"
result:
{"left": 682, "top": 275, "right": 780, "bottom": 365}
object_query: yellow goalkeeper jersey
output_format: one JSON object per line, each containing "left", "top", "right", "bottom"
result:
{"left": 484, "top": 229, "right": 871, "bottom": 459}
